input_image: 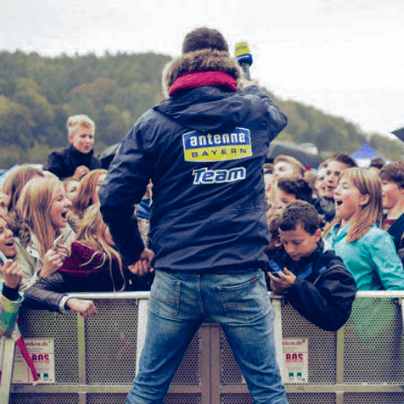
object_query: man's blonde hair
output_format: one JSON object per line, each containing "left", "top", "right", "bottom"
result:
{"left": 66, "top": 115, "right": 95, "bottom": 137}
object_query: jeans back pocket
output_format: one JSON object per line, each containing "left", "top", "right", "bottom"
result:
{"left": 149, "top": 270, "right": 182, "bottom": 318}
{"left": 217, "top": 272, "right": 271, "bottom": 323}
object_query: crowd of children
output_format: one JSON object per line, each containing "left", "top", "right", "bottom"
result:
{"left": 2, "top": 112, "right": 404, "bottom": 341}
{"left": 0, "top": 114, "right": 152, "bottom": 336}
{"left": 265, "top": 153, "right": 404, "bottom": 298}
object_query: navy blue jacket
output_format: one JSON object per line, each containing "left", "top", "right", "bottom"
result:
{"left": 266, "top": 240, "right": 357, "bottom": 331}
{"left": 99, "top": 85, "right": 287, "bottom": 272}
{"left": 385, "top": 212, "right": 404, "bottom": 251}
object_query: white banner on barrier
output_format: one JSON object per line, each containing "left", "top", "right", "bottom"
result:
{"left": 0, "top": 338, "right": 55, "bottom": 384}
{"left": 282, "top": 338, "right": 308, "bottom": 384}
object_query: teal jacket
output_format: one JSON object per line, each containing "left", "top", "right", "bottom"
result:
{"left": 325, "top": 224, "right": 404, "bottom": 290}
{"left": 0, "top": 282, "right": 22, "bottom": 336}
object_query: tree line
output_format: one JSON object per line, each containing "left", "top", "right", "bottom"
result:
{"left": 0, "top": 50, "right": 402, "bottom": 168}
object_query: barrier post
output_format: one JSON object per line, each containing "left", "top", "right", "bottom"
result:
{"left": 336, "top": 325, "right": 345, "bottom": 404}
{"left": 77, "top": 314, "right": 87, "bottom": 404}
{"left": 0, "top": 336, "right": 16, "bottom": 404}
{"left": 271, "top": 296, "right": 284, "bottom": 377}
{"left": 400, "top": 298, "right": 404, "bottom": 333}
{"left": 136, "top": 297, "right": 149, "bottom": 375}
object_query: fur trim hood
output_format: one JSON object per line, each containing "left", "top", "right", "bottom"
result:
{"left": 162, "top": 49, "right": 242, "bottom": 98}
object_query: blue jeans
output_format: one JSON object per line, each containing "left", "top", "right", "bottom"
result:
{"left": 126, "top": 269, "right": 288, "bottom": 404}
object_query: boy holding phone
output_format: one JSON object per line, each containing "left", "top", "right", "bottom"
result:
{"left": 267, "top": 201, "right": 357, "bottom": 331}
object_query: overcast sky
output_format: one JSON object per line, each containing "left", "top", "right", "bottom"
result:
{"left": 1, "top": 0, "right": 403, "bottom": 136}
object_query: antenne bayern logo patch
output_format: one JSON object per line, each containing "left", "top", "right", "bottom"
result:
{"left": 182, "top": 128, "right": 252, "bottom": 162}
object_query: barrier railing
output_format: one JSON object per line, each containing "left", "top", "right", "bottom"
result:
{"left": 1, "top": 291, "right": 404, "bottom": 404}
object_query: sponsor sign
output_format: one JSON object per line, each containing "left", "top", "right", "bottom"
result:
{"left": 282, "top": 338, "right": 308, "bottom": 384}
{"left": 0, "top": 338, "right": 55, "bottom": 384}
{"left": 183, "top": 128, "right": 252, "bottom": 162}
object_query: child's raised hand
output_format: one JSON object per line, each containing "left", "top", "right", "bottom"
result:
{"left": 0, "top": 260, "right": 22, "bottom": 289}
{"left": 41, "top": 248, "right": 67, "bottom": 278}
{"left": 55, "top": 245, "right": 69, "bottom": 260}
{"left": 268, "top": 267, "right": 296, "bottom": 294}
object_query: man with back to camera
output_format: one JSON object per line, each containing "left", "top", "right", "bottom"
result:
{"left": 99, "top": 27, "right": 289, "bottom": 404}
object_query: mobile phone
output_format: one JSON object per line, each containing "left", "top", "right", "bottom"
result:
{"left": 0, "top": 250, "right": 8, "bottom": 264}
{"left": 53, "top": 234, "right": 64, "bottom": 249}
{"left": 268, "top": 259, "right": 283, "bottom": 278}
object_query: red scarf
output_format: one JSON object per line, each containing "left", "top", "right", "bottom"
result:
{"left": 169, "top": 71, "right": 237, "bottom": 96}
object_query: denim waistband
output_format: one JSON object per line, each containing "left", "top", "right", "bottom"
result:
{"left": 157, "top": 267, "right": 264, "bottom": 277}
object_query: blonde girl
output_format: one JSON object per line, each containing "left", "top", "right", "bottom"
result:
{"left": 72, "top": 169, "right": 107, "bottom": 220}
{"left": 72, "top": 203, "right": 126, "bottom": 292}
{"left": 23, "top": 205, "right": 152, "bottom": 318}
{"left": 1, "top": 165, "right": 44, "bottom": 234}
{"left": 14, "top": 177, "right": 75, "bottom": 291}
{"left": 324, "top": 168, "right": 404, "bottom": 290}
{"left": 1, "top": 165, "right": 44, "bottom": 214}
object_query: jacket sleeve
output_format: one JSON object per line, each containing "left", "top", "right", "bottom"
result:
{"left": 99, "top": 121, "right": 151, "bottom": 265}
{"left": 43, "top": 151, "right": 66, "bottom": 180}
{"left": 366, "top": 231, "right": 404, "bottom": 290}
{"left": 14, "top": 240, "right": 39, "bottom": 293}
{"left": 240, "top": 86, "right": 287, "bottom": 140}
{"left": 22, "top": 272, "right": 69, "bottom": 313}
{"left": 286, "top": 264, "right": 357, "bottom": 331}
{"left": 0, "top": 285, "right": 22, "bottom": 337}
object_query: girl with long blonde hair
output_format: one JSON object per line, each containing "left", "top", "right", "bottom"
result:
{"left": 1, "top": 165, "right": 45, "bottom": 234}
{"left": 73, "top": 204, "right": 126, "bottom": 291}
{"left": 2, "top": 165, "right": 44, "bottom": 215}
{"left": 324, "top": 168, "right": 404, "bottom": 290}
{"left": 14, "top": 177, "right": 75, "bottom": 291}
{"left": 23, "top": 204, "right": 152, "bottom": 318}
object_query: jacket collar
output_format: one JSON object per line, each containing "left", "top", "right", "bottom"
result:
{"left": 162, "top": 48, "right": 241, "bottom": 98}
{"left": 285, "top": 239, "right": 324, "bottom": 270}
{"left": 169, "top": 71, "right": 237, "bottom": 96}
{"left": 25, "top": 233, "right": 42, "bottom": 261}
{"left": 67, "top": 144, "right": 95, "bottom": 160}
{"left": 330, "top": 222, "right": 351, "bottom": 243}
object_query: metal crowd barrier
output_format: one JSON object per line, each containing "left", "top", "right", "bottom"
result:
{"left": 1, "top": 291, "right": 404, "bottom": 404}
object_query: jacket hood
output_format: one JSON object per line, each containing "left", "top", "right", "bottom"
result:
{"left": 156, "top": 50, "right": 254, "bottom": 132}
{"left": 162, "top": 48, "right": 241, "bottom": 98}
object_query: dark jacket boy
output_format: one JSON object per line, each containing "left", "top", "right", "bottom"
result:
{"left": 267, "top": 239, "right": 357, "bottom": 331}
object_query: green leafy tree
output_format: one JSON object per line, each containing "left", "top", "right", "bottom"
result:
{"left": 0, "top": 50, "right": 401, "bottom": 167}
{"left": 13, "top": 78, "right": 55, "bottom": 144}
{"left": 97, "top": 104, "right": 128, "bottom": 145}
{"left": 0, "top": 95, "right": 36, "bottom": 148}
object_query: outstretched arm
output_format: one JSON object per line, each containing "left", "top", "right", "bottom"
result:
{"left": 0, "top": 260, "right": 23, "bottom": 336}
